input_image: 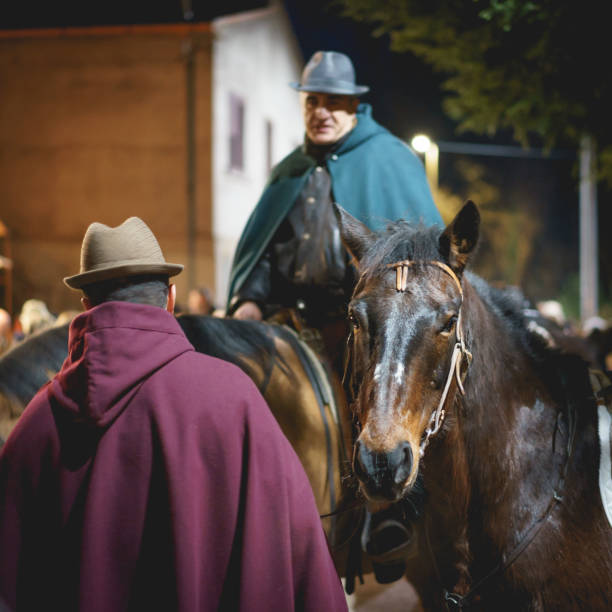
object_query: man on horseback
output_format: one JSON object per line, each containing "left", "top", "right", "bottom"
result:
{"left": 0, "top": 217, "right": 348, "bottom": 612}
{"left": 227, "top": 50, "right": 442, "bottom": 329}
{"left": 227, "top": 51, "right": 443, "bottom": 590}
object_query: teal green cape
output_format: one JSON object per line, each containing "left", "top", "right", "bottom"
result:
{"left": 227, "top": 104, "right": 442, "bottom": 306}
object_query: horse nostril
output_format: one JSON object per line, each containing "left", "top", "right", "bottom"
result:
{"left": 403, "top": 441, "right": 412, "bottom": 463}
{"left": 353, "top": 439, "right": 414, "bottom": 500}
{"left": 353, "top": 440, "right": 368, "bottom": 481}
{"left": 393, "top": 441, "right": 413, "bottom": 485}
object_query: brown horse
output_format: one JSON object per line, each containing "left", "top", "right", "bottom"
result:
{"left": 0, "top": 315, "right": 366, "bottom": 579}
{"left": 336, "top": 200, "right": 612, "bottom": 610}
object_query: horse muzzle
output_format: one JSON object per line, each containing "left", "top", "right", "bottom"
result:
{"left": 353, "top": 439, "right": 414, "bottom": 502}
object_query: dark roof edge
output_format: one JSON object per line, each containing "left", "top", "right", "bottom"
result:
{"left": 0, "top": 22, "right": 213, "bottom": 39}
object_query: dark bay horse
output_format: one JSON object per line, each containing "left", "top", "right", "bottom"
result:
{"left": 0, "top": 315, "right": 364, "bottom": 577}
{"left": 336, "top": 200, "right": 612, "bottom": 610}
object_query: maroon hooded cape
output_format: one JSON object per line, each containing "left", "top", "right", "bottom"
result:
{"left": 0, "top": 302, "right": 347, "bottom": 612}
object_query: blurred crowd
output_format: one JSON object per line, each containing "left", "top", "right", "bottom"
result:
{"left": 0, "top": 299, "right": 74, "bottom": 355}
{"left": 0, "top": 285, "right": 223, "bottom": 356}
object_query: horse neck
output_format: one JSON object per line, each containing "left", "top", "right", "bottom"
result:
{"left": 449, "top": 280, "right": 566, "bottom": 542}
{"left": 424, "top": 279, "right": 609, "bottom": 604}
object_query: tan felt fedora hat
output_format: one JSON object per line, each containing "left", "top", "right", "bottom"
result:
{"left": 64, "top": 217, "right": 183, "bottom": 289}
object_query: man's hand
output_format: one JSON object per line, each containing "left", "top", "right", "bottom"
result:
{"left": 233, "top": 301, "right": 263, "bottom": 321}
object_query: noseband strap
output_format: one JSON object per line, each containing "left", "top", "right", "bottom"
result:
{"left": 387, "top": 260, "right": 473, "bottom": 456}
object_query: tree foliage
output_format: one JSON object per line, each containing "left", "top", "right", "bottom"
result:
{"left": 337, "top": 0, "right": 612, "bottom": 184}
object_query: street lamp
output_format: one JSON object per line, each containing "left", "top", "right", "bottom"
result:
{"left": 411, "top": 133, "right": 439, "bottom": 196}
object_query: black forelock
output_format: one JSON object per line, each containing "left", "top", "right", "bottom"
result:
{"left": 359, "top": 220, "right": 443, "bottom": 277}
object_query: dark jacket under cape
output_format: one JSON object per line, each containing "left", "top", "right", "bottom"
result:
{"left": 227, "top": 104, "right": 442, "bottom": 306}
{"left": 0, "top": 302, "right": 347, "bottom": 612}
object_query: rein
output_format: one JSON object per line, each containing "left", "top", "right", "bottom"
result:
{"left": 441, "top": 405, "right": 577, "bottom": 610}
{"left": 387, "top": 259, "right": 472, "bottom": 456}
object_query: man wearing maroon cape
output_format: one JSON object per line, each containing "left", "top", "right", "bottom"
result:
{"left": 0, "top": 217, "right": 347, "bottom": 612}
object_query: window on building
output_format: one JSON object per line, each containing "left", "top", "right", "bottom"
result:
{"left": 265, "top": 119, "right": 273, "bottom": 174}
{"left": 229, "top": 93, "right": 245, "bottom": 171}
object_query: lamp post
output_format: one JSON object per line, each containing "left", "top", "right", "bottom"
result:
{"left": 411, "top": 134, "right": 439, "bottom": 198}
{"left": 579, "top": 134, "right": 598, "bottom": 322}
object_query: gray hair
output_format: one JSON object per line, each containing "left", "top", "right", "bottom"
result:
{"left": 82, "top": 274, "right": 170, "bottom": 308}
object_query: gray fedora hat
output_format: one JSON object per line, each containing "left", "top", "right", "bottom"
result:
{"left": 64, "top": 217, "right": 183, "bottom": 289}
{"left": 290, "top": 50, "right": 369, "bottom": 96}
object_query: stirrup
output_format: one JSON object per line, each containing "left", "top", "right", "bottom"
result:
{"left": 364, "top": 517, "right": 415, "bottom": 584}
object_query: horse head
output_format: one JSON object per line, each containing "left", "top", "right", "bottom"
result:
{"left": 335, "top": 201, "right": 479, "bottom": 503}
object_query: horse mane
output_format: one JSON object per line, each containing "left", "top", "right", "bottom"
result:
{"left": 468, "top": 274, "right": 594, "bottom": 412}
{"left": 176, "top": 315, "right": 293, "bottom": 384}
{"left": 0, "top": 324, "right": 70, "bottom": 407}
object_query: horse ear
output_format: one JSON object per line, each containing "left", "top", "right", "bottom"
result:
{"left": 439, "top": 200, "right": 480, "bottom": 273}
{"left": 333, "top": 203, "right": 374, "bottom": 266}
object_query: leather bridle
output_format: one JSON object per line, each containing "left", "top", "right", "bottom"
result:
{"left": 387, "top": 259, "right": 472, "bottom": 456}
{"left": 387, "top": 259, "right": 577, "bottom": 610}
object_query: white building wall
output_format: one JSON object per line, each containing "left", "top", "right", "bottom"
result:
{"left": 212, "top": 4, "right": 303, "bottom": 309}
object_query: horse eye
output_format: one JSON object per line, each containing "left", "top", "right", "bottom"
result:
{"left": 440, "top": 314, "right": 457, "bottom": 334}
{"left": 348, "top": 311, "right": 360, "bottom": 330}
